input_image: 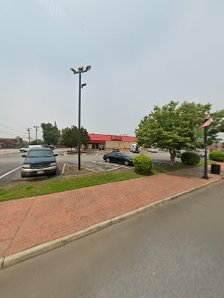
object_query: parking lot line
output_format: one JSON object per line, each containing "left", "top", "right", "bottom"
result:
{"left": 91, "top": 161, "right": 130, "bottom": 170}
{"left": 0, "top": 166, "right": 21, "bottom": 180}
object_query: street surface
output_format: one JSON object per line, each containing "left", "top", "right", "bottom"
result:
{"left": 0, "top": 180, "right": 224, "bottom": 297}
{"left": 0, "top": 149, "right": 172, "bottom": 183}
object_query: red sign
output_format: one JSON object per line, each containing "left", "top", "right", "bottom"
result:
{"left": 111, "top": 135, "right": 122, "bottom": 141}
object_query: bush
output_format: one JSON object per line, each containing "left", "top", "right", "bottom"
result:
{"left": 181, "top": 151, "right": 200, "bottom": 166}
{"left": 133, "top": 154, "right": 152, "bottom": 175}
{"left": 209, "top": 150, "right": 224, "bottom": 162}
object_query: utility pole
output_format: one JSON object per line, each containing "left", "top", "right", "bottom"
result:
{"left": 26, "top": 128, "right": 31, "bottom": 144}
{"left": 33, "top": 126, "right": 39, "bottom": 143}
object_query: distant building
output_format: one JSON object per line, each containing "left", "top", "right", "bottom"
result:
{"left": 0, "top": 137, "right": 23, "bottom": 149}
{"left": 88, "top": 134, "right": 136, "bottom": 150}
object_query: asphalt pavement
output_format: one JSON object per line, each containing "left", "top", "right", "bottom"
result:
{"left": 0, "top": 149, "right": 172, "bottom": 183}
{"left": 1, "top": 180, "right": 224, "bottom": 298}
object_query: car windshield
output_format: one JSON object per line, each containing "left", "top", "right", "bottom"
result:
{"left": 27, "top": 150, "right": 53, "bottom": 158}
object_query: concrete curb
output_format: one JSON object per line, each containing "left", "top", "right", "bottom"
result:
{"left": 0, "top": 177, "right": 222, "bottom": 270}
{"left": 61, "top": 163, "right": 67, "bottom": 175}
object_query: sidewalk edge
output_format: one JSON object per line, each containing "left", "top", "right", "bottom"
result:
{"left": 1, "top": 177, "right": 221, "bottom": 270}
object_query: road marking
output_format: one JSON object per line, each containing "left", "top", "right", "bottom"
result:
{"left": 91, "top": 161, "right": 131, "bottom": 171}
{"left": 0, "top": 166, "right": 21, "bottom": 180}
{"left": 84, "top": 167, "right": 98, "bottom": 173}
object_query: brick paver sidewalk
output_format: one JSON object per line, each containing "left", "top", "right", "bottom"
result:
{"left": 0, "top": 167, "right": 222, "bottom": 259}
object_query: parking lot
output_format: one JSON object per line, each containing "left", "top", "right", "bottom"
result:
{"left": 0, "top": 149, "right": 172, "bottom": 184}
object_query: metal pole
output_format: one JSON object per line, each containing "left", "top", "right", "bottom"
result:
{"left": 27, "top": 128, "right": 31, "bottom": 144}
{"left": 202, "top": 126, "right": 209, "bottom": 179}
{"left": 78, "top": 72, "right": 81, "bottom": 171}
{"left": 35, "top": 127, "right": 37, "bottom": 142}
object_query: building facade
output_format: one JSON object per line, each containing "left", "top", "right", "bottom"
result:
{"left": 0, "top": 137, "right": 23, "bottom": 149}
{"left": 88, "top": 134, "right": 136, "bottom": 151}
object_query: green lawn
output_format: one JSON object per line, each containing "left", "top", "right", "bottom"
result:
{"left": 0, "top": 163, "right": 191, "bottom": 202}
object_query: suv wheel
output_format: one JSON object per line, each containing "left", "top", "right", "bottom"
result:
{"left": 124, "top": 160, "right": 129, "bottom": 166}
{"left": 106, "top": 158, "right": 110, "bottom": 163}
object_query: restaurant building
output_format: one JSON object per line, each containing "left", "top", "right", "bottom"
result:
{"left": 88, "top": 134, "right": 136, "bottom": 151}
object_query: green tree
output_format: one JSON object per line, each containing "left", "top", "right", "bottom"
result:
{"left": 60, "top": 126, "right": 77, "bottom": 150}
{"left": 30, "top": 139, "right": 44, "bottom": 145}
{"left": 60, "top": 126, "right": 89, "bottom": 150}
{"left": 80, "top": 127, "right": 90, "bottom": 147}
{"left": 41, "top": 122, "right": 60, "bottom": 145}
{"left": 136, "top": 101, "right": 224, "bottom": 164}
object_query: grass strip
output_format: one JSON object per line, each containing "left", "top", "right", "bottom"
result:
{"left": 0, "top": 163, "right": 190, "bottom": 202}
{"left": 0, "top": 170, "right": 140, "bottom": 202}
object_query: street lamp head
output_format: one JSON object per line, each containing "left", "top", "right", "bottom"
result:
{"left": 70, "top": 68, "right": 77, "bottom": 74}
{"left": 86, "top": 65, "right": 91, "bottom": 71}
{"left": 81, "top": 83, "right": 87, "bottom": 88}
{"left": 78, "top": 66, "right": 84, "bottom": 71}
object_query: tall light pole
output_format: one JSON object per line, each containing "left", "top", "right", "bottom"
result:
{"left": 33, "top": 125, "right": 39, "bottom": 143}
{"left": 26, "top": 128, "right": 32, "bottom": 144}
{"left": 202, "top": 125, "right": 209, "bottom": 179}
{"left": 199, "top": 114, "right": 213, "bottom": 180}
{"left": 70, "top": 65, "right": 91, "bottom": 170}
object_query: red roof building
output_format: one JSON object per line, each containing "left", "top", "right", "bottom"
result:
{"left": 88, "top": 134, "right": 136, "bottom": 150}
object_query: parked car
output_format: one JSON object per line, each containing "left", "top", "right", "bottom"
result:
{"left": 103, "top": 152, "right": 133, "bottom": 166}
{"left": 20, "top": 145, "right": 44, "bottom": 153}
{"left": 195, "top": 149, "right": 206, "bottom": 157}
{"left": 177, "top": 149, "right": 205, "bottom": 158}
{"left": 45, "top": 145, "right": 55, "bottom": 150}
{"left": 21, "top": 147, "right": 58, "bottom": 178}
{"left": 147, "top": 148, "right": 158, "bottom": 153}
{"left": 130, "top": 144, "right": 141, "bottom": 153}
{"left": 99, "top": 144, "right": 104, "bottom": 150}
{"left": 19, "top": 146, "right": 29, "bottom": 153}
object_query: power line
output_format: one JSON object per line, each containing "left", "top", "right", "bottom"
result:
{"left": 0, "top": 123, "right": 25, "bottom": 135}
{"left": 0, "top": 130, "right": 27, "bottom": 138}
{"left": 0, "top": 130, "right": 20, "bottom": 137}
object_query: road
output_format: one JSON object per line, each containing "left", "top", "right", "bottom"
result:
{"left": 0, "top": 149, "right": 172, "bottom": 183}
{"left": 1, "top": 181, "right": 224, "bottom": 297}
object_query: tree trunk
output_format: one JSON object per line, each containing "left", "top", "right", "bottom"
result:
{"left": 170, "top": 151, "right": 176, "bottom": 165}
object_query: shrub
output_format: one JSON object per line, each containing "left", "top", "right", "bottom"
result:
{"left": 133, "top": 154, "right": 152, "bottom": 175}
{"left": 209, "top": 150, "right": 224, "bottom": 162}
{"left": 181, "top": 151, "right": 200, "bottom": 166}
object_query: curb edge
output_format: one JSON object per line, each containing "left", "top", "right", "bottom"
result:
{"left": 61, "top": 163, "right": 67, "bottom": 175}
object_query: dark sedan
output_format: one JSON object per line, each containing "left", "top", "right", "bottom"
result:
{"left": 103, "top": 152, "right": 133, "bottom": 166}
{"left": 21, "top": 148, "right": 58, "bottom": 178}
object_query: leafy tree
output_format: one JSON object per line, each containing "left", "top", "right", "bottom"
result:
{"left": 80, "top": 127, "right": 90, "bottom": 147}
{"left": 136, "top": 101, "right": 224, "bottom": 164}
{"left": 41, "top": 122, "right": 60, "bottom": 145}
{"left": 60, "top": 126, "right": 77, "bottom": 150}
{"left": 60, "top": 126, "right": 89, "bottom": 150}
{"left": 30, "top": 139, "right": 44, "bottom": 145}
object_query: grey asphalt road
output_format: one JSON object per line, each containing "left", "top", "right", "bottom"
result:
{"left": 0, "top": 150, "right": 172, "bottom": 183}
{"left": 0, "top": 151, "right": 64, "bottom": 184}
{"left": 0, "top": 154, "right": 22, "bottom": 177}
{"left": 1, "top": 181, "right": 224, "bottom": 298}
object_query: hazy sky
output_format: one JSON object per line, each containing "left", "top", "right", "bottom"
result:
{"left": 1, "top": 0, "right": 224, "bottom": 141}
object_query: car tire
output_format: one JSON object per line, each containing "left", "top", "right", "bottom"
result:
{"left": 48, "top": 170, "right": 57, "bottom": 177}
{"left": 106, "top": 158, "right": 110, "bottom": 163}
{"left": 124, "top": 160, "right": 129, "bottom": 166}
{"left": 21, "top": 173, "right": 26, "bottom": 178}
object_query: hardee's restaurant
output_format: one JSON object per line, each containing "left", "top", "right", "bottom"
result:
{"left": 88, "top": 134, "right": 136, "bottom": 151}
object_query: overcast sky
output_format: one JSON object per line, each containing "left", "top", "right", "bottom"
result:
{"left": 1, "top": 0, "right": 224, "bottom": 141}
